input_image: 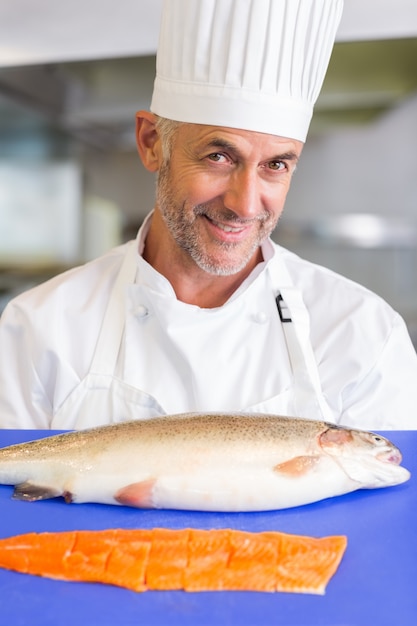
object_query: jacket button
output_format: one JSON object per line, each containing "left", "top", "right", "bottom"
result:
{"left": 253, "top": 312, "right": 268, "bottom": 324}
{"left": 135, "top": 305, "right": 149, "bottom": 318}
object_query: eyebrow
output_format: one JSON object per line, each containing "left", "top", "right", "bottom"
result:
{"left": 206, "top": 138, "right": 240, "bottom": 152}
{"left": 205, "top": 137, "right": 300, "bottom": 164}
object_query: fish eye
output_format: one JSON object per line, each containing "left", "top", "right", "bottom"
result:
{"left": 371, "top": 435, "right": 385, "bottom": 445}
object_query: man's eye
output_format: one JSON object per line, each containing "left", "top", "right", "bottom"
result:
{"left": 208, "top": 153, "right": 226, "bottom": 162}
{"left": 268, "top": 160, "right": 285, "bottom": 171}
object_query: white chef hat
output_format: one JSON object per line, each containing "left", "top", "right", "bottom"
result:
{"left": 150, "top": 0, "right": 343, "bottom": 142}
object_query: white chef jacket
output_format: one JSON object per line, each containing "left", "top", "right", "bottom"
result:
{"left": 1, "top": 214, "right": 417, "bottom": 430}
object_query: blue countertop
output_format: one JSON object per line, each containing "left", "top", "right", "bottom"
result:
{"left": 0, "top": 429, "right": 416, "bottom": 626}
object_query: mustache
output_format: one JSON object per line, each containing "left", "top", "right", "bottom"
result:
{"left": 193, "top": 205, "right": 271, "bottom": 224}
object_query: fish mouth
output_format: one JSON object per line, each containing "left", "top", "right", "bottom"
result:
{"left": 354, "top": 430, "right": 404, "bottom": 466}
{"left": 376, "top": 448, "right": 402, "bottom": 465}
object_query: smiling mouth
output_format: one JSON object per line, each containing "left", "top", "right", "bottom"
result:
{"left": 203, "top": 213, "right": 254, "bottom": 235}
{"left": 209, "top": 218, "right": 246, "bottom": 233}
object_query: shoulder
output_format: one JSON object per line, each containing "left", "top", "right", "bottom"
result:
{"left": 5, "top": 241, "right": 133, "bottom": 318}
{"left": 0, "top": 241, "right": 136, "bottom": 412}
{"left": 269, "top": 243, "right": 417, "bottom": 428}
{"left": 270, "top": 241, "right": 404, "bottom": 371}
{"left": 1, "top": 241, "right": 135, "bottom": 362}
{"left": 273, "top": 242, "right": 398, "bottom": 326}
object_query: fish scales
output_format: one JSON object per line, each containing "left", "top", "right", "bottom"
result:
{"left": 1, "top": 414, "right": 322, "bottom": 460}
{"left": 0, "top": 412, "right": 410, "bottom": 512}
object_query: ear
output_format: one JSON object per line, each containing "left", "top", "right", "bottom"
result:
{"left": 135, "top": 110, "right": 162, "bottom": 173}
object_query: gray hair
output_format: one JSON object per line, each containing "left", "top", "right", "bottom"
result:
{"left": 154, "top": 116, "right": 182, "bottom": 164}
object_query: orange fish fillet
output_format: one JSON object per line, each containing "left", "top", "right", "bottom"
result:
{"left": 0, "top": 528, "right": 347, "bottom": 595}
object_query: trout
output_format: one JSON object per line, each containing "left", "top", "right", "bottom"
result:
{"left": 0, "top": 413, "right": 410, "bottom": 511}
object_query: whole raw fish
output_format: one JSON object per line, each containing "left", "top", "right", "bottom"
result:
{"left": 0, "top": 413, "right": 410, "bottom": 511}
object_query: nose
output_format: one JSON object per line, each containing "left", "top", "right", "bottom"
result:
{"left": 222, "top": 167, "right": 263, "bottom": 220}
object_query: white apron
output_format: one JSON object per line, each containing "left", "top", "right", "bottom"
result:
{"left": 51, "top": 243, "right": 333, "bottom": 429}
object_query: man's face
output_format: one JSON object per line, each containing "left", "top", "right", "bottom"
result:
{"left": 156, "top": 123, "right": 303, "bottom": 276}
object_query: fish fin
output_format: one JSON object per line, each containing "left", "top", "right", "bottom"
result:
{"left": 115, "top": 479, "right": 156, "bottom": 508}
{"left": 274, "top": 456, "right": 321, "bottom": 477}
{"left": 12, "top": 482, "right": 62, "bottom": 502}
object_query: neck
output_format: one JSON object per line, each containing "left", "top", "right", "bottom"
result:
{"left": 142, "top": 212, "right": 263, "bottom": 308}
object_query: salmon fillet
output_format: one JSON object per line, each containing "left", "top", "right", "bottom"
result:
{"left": 0, "top": 528, "right": 347, "bottom": 595}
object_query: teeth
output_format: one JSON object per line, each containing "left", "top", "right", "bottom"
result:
{"left": 212, "top": 220, "right": 244, "bottom": 233}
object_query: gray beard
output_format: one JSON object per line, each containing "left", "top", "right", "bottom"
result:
{"left": 156, "top": 165, "right": 276, "bottom": 276}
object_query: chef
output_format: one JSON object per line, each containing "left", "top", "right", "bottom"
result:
{"left": 1, "top": 0, "right": 417, "bottom": 430}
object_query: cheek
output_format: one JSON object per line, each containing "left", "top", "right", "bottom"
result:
{"left": 179, "top": 175, "right": 227, "bottom": 207}
{"left": 265, "top": 183, "right": 291, "bottom": 216}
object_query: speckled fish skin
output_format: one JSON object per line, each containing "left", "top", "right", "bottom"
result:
{"left": 0, "top": 413, "right": 410, "bottom": 511}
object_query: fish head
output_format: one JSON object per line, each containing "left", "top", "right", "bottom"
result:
{"left": 318, "top": 426, "right": 411, "bottom": 489}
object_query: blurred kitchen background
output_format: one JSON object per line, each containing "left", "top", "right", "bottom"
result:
{"left": 0, "top": 0, "right": 416, "bottom": 348}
